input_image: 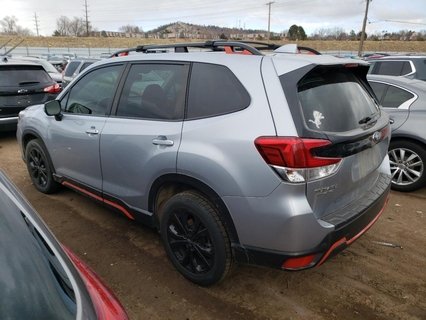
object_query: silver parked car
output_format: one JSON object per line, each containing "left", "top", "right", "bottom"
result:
{"left": 17, "top": 41, "right": 391, "bottom": 285}
{"left": 368, "top": 74, "right": 426, "bottom": 191}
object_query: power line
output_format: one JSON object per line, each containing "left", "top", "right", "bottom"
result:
{"left": 84, "top": 0, "right": 89, "bottom": 36}
{"left": 266, "top": 1, "right": 275, "bottom": 42}
{"left": 34, "top": 12, "right": 40, "bottom": 37}
{"left": 358, "top": 0, "right": 371, "bottom": 57}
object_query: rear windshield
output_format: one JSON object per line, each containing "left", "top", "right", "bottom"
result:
{"left": 80, "top": 62, "right": 94, "bottom": 73}
{"left": 296, "top": 66, "right": 379, "bottom": 133}
{"left": 0, "top": 65, "right": 52, "bottom": 87}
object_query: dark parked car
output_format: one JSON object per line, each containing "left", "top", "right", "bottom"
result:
{"left": 62, "top": 58, "right": 99, "bottom": 87}
{"left": 0, "top": 170, "right": 128, "bottom": 319}
{"left": 0, "top": 57, "right": 61, "bottom": 131}
{"left": 368, "top": 55, "right": 426, "bottom": 81}
{"left": 368, "top": 74, "right": 426, "bottom": 191}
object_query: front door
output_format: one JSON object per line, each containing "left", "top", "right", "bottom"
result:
{"left": 47, "top": 64, "right": 124, "bottom": 190}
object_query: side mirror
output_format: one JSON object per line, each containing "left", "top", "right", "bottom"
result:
{"left": 44, "top": 100, "right": 62, "bottom": 121}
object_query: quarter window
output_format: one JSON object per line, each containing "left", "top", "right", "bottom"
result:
{"left": 381, "top": 85, "right": 414, "bottom": 108}
{"left": 65, "top": 65, "right": 122, "bottom": 116}
{"left": 116, "top": 64, "right": 189, "bottom": 120}
{"left": 186, "top": 63, "right": 250, "bottom": 119}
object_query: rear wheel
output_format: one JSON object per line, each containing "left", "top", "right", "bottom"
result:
{"left": 388, "top": 140, "right": 426, "bottom": 192}
{"left": 160, "top": 191, "right": 233, "bottom": 286}
{"left": 25, "top": 139, "right": 60, "bottom": 194}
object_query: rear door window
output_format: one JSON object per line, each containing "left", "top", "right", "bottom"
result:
{"left": 116, "top": 63, "right": 189, "bottom": 120}
{"left": 296, "top": 66, "right": 379, "bottom": 132}
{"left": 373, "top": 61, "right": 407, "bottom": 76}
{"left": 186, "top": 63, "right": 250, "bottom": 119}
{"left": 80, "top": 62, "right": 94, "bottom": 73}
{"left": 64, "top": 61, "right": 80, "bottom": 77}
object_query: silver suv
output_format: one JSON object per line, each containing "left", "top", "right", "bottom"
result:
{"left": 17, "top": 41, "right": 391, "bottom": 286}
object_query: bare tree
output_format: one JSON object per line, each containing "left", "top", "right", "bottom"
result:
{"left": 0, "top": 16, "right": 18, "bottom": 34}
{"left": 119, "top": 24, "right": 143, "bottom": 34}
{"left": 68, "top": 17, "right": 85, "bottom": 36}
{"left": 55, "top": 16, "right": 71, "bottom": 36}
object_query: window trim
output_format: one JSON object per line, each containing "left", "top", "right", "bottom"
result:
{"left": 369, "top": 79, "right": 418, "bottom": 110}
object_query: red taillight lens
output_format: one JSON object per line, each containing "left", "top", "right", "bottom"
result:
{"left": 44, "top": 83, "right": 62, "bottom": 94}
{"left": 63, "top": 246, "right": 129, "bottom": 320}
{"left": 254, "top": 137, "right": 340, "bottom": 168}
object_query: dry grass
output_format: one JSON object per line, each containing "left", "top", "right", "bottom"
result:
{"left": 1, "top": 36, "right": 426, "bottom": 54}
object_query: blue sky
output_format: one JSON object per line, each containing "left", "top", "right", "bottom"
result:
{"left": 2, "top": 0, "right": 426, "bottom": 36}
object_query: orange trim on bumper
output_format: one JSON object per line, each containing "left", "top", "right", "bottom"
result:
{"left": 317, "top": 196, "right": 389, "bottom": 266}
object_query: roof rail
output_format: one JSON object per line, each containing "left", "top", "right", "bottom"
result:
{"left": 109, "top": 40, "right": 269, "bottom": 58}
{"left": 109, "top": 40, "right": 320, "bottom": 58}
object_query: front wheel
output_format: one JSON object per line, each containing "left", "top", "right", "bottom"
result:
{"left": 25, "top": 139, "right": 60, "bottom": 194}
{"left": 160, "top": 192, "right": 233, "bottom": 286}
{"left": 388, "top": 140, "right": 426, "bottom": 192}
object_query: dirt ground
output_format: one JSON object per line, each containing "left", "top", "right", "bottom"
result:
{"left": 1, "top": 130, "right": 425, "bottom": 320}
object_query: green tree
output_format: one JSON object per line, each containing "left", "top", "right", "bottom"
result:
{"left": 288, "top": 24, "right": 307, "bottom": 40}
{"left": 297, "top": 26, "right": 307, "bottom": 40}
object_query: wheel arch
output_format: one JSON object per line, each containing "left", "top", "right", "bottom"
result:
{"left": 21, "top": 129, "right": 57, "bottom": 175}
{"left": 149, "top": 174, "right": 240, "bottom": 244}
{"left": 391, "top": 134, "right": 426, "bottom": 149}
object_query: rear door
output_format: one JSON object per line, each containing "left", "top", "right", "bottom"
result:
{"left": 277, "top": 64, "right": 390, "bottom": 220}
{"left": 100, "top": 62, "right": 189, "bottom": 211}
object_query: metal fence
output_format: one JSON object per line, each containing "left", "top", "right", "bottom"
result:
{"left": 2, "top": 46, "right": 123, "bottom": 58}
{"left": 3, "top": 46, "right": 426, "bottom": 59}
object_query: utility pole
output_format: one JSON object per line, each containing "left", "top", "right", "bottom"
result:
{"left": 266, "top": 1, "right": 275, "bottom": 43}
{"left": 84, "top": 0, "right": 89, "bottom": 37}
{"left": 358, "top": 0, "right": 371, "bottom": 57}
{"left": 34, "top": 12, "right": 40, "bottom": 37}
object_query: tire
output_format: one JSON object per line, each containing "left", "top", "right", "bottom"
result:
{"left": 388, "top": 140, "right": 426, "bottom": 192}
{"left": 160, "top": 191, "right": 233, "bottom": 286}
{"left": 25, "top": 139, "right": 60, "bottom": 194}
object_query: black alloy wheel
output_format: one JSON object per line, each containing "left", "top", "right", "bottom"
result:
{"left": 160, "top": 192, "right": 232, "bottom": 286}
{"left": 25, "top": 139, "right": 59, "bottom": 194}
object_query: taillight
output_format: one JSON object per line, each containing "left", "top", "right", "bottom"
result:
{"left": 255, "top": 137, "right": 342, "bottom": 183}
{"left": 63, "top": 246, "right": 129, "bottom": 320}
{"left": 44, "top": 83, "right": 62, "bottom": 94}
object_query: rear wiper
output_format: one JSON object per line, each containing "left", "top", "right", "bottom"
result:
{"left": 359, "top": 115, "right": 377, "bottom": 125}
{"left": 19, "top": 81, "right": 40, "bottom": 85}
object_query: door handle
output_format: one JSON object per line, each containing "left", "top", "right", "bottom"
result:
{"left": 389, "top": 119, "right": 394, "bottom": 124}
{"left": 85, "top": 126, "right": 99, "bottom": 135}
{"left": 152, "top": 136, "right": 174, "bottom": 146}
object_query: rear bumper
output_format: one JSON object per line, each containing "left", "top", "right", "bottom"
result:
{"left": 234, "top": 183, "right": 390, "bottom": 270}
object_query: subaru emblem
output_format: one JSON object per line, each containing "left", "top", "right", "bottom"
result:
{"left": 372, "top": 131, "right": 381, "bottom": 143}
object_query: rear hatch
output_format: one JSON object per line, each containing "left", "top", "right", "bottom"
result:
{"left": 0, "top": 65, "right": 60, "bottom": 118}
{"left": 276, "top": 63, "right": 390, "bottom": 222}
